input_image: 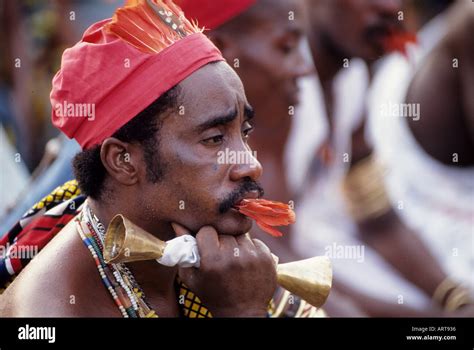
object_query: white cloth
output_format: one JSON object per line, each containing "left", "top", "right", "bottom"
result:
{"left": 286, "top": 57, "right": 432, "bottom": 307}
{"left": 158, "top": 235, "right": 200, "bottom": 268}
{"left": 368, "top": 13, "right": 474, "bottom": 288}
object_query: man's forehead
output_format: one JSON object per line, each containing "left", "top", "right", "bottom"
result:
{"left": 177, "top": 61, "right": 248, "bottom": 124}
{"left": 250, "top": 0, "right": 304, "bottom": 21}
{"left": 246, "top": 0, "right": 305, "bottom": 35}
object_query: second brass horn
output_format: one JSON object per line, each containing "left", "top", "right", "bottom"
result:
{"left": 103, "top": 215, "right": 332, "bottom": 308}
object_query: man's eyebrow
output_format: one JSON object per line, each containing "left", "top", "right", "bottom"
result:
{"left": 244, "top": 105, "right": 255, "bottom": 120}
{"left": 284, "top": 23, "right": 304, "bottom": 38}
{"left": 195, "top": 108, "right": 238, "bottom": 132}
{"left": 195, "top": 105, "right": 255, "bottom": 133}
{"left": 290, "top": 27, "right": 304, "bottom": 37}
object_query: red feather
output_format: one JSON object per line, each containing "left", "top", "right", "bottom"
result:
{"left": 234, "top": 199, "right": 295, "bottom": 237}
{"left": 106, "top": 0, "right": 202, "bottom": 54}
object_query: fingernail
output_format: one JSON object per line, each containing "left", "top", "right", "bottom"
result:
{"left": 171, "top": 222, "right": 189, "bottom": 236}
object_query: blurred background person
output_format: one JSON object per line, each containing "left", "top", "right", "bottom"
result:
{"left": 369, "top": 0, "right": 474, "bottom": 315}
{"left": 288, "top": 0, "right": 473, "bottom": 316}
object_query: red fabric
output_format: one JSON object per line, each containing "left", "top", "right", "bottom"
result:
{"left": 50, "top": 19, "right": 224, "bottom": 149}
{"left": 177, "top": 0, "right": 256, "bottom": 30}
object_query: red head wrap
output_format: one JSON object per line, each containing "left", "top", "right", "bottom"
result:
{"left": 50, "top": 0, "right": 224, "bottom": 149}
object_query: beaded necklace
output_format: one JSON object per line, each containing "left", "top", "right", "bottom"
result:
{"left": 75, "top": 203, "right": 157, "bottom": 318}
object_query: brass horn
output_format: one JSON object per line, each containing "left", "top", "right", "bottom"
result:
{"left": 277, "top": 257, "right": 332, "bottom": 309}
{"left": 103, "top": 215, "right": 332, "bottom": 308}
{"left": 103, "top": 215, "right": 166, "bottom": 263}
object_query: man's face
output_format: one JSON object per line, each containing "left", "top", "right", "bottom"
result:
{"left": 138, "top": 62, "right": 263, "bottom": 236}
{"left": 310, "top": 0, "right": 403, "bottom": 60}
{"left": 226, "top": 0, "right": 312, "bottom": 108}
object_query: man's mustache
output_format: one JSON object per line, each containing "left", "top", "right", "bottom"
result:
{"left": 218, "top": 180, "right": 264, "bottom": 214}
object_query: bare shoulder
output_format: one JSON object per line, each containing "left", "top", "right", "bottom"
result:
{"left": 444, "top": 1, "right": 474, "bottom": 48}
{"left": 446, "top": 1, "right": 474, "bottom": 139}
{"left": 0, "top": 219, "right": 120, "bottom": 317}
{"left": 405, "top": 2, "right": 474, "bottom": 165}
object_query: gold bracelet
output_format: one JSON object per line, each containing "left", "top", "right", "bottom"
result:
{"left": 342, "top": 155, "right": 391, "bottom": 222}
{"left": 445, "top": 286, "right": 473, "bottom": 312}
{"left": 432, "top": 277, "right": 459, "bottom": 306}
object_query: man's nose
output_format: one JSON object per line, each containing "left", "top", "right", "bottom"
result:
{"left": 229, "top": 148, "right": 263, "bottom": 182}
{"left": 290, "top": 41, "right": 315, "bottom": 79}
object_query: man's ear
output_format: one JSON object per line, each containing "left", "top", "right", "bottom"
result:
{"left": 208, "top": 32, "right": 239, "bottom": 61}
{"left": 100, "top": 138, "right": 139, "bottom": 186}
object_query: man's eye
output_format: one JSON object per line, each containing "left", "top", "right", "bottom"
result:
{"left": 279, "top": 39, "right": 296, "bottom": 54}
{"left": 281, "top": 44, "right": 293, "bottom": 54}
{"left": 243, "top": 126, "right": 254, "bottom": 139}
{"left": 202, "top": 135, "right": 224, "bottom": 145}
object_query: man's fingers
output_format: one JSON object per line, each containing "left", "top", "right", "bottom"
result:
{"left": 218, "top": 234, "right": 238, "bottom": 251}
{"left": 195, "top": 226, "right": 220, "bottom": 251}
{"left": 252, "top": 239, "right": 277, "bottom": 267}
{"left": 252, "top": 238, "right": 272, "bottom": 258}
{"left": 235, "top": 233, "right": 256, "bottom": 250}
{"left": 171, "top": 222, "right": 192, "bottom": 237}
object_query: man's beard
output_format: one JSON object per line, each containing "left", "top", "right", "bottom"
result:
{"left": 218, "top": 179, "right": 264, "bottom": 214}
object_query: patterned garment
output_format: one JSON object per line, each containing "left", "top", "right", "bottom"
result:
{"left": 0, "top": 180, "right": 324, "bottom": 317}
{"left": 0, "top": 180, "right": 84, "bottom": 290}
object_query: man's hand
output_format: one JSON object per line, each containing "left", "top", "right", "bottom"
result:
{"left": 171, "top": 223, "right": 277, "bottom": 317}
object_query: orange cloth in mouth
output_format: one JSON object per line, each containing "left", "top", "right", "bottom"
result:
{"left": 383, "top": 31, "right": 417, "bottom": 58}
{"left": 235, "top": 199, "right": 296, "bottom": 237}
